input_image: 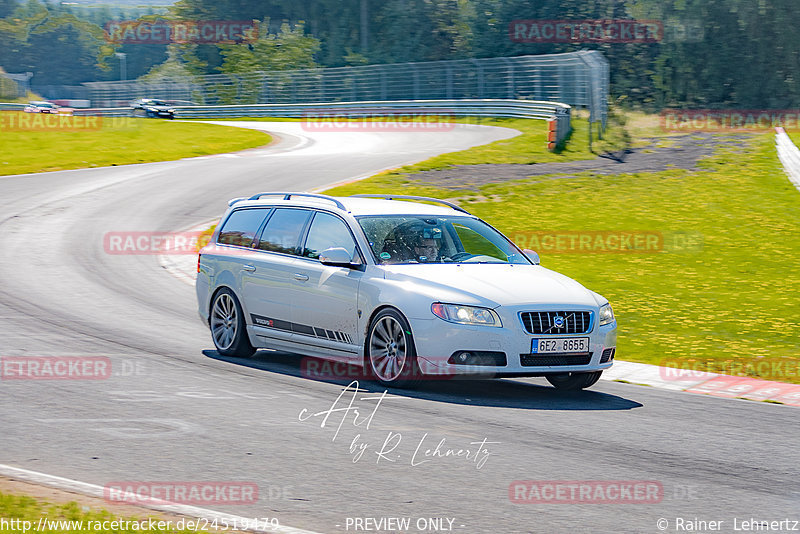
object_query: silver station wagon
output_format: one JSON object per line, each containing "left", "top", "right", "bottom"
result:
{"left": 197, "top": 193, "right": 617, "bottom": 389}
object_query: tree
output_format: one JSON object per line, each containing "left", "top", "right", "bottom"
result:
{"left": 0, "top": 0, "right": 16, "bottom": 18}
{"left": 0, "top": 0, "right": 113, "bottom": 85}
{"left": 213, "top": 21, "right": 320, "bottom": 103}
{"left": 218, "top": 21, "right": 320, "bottom": 73}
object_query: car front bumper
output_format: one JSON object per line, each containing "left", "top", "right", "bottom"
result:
{"left": 409, "top": 309, "right": 617, "bottom": 376}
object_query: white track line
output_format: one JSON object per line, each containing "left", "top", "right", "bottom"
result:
{"left": 0, "top": 464, "right": 323, "bottom": 534}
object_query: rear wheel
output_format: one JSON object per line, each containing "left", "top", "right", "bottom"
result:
{"left": 209, "top": 288, "right": 256, "bottom": 358}
{"left": 546, "top": 371, "right": 602, "bottom": 391}
{"left": 366, "top": 309, "right": 420, "bottom": 388}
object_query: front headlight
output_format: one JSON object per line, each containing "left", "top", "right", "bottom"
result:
{"left": 431, "top": 302, "right": 502, "bottom": 327}
{"left": 599, "top": 303, "right": 615, "bottom": 325}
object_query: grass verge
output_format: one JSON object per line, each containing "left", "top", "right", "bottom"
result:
{"left": 190, "top": 115, "right": 627, "bottom": 165}
{"left": 322, "top": 117, "right": 616, "bottom": 194}
{"left": 0, "top": 491, "right": 205, "bottom": 534}
{"left": 324, "top": 121, "right": 800, "bottom": 384}
{"left": 0, "top": 115, "right": 271, "bottom": 175}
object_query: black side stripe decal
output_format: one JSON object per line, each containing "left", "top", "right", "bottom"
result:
{"left": 251, "top": 314, "right": 353, "bottom": 344}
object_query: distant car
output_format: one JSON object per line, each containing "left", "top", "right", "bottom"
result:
{"left": 130, "top": 98, "right": 175, "bottom": 119}
{"left": 23, "top": 101, "right": 73, "bottom": 115}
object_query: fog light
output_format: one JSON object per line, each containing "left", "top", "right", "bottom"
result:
{"left": 448, "top": 351, "right": 507, "bottom": 366}
{"left": 600, "top": 348, "right": 616, "bottom": 363}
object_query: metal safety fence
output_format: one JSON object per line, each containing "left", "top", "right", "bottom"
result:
{"left": 80, "top": 50, "right": 607, "bottom": 134}
{"left": 0, "top": 72, "right": 30, "bottom": 99}
{"left": 0, "top": 99, "right": 572, "bottom": 148}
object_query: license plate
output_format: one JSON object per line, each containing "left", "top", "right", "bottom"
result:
{"left": 532, "top": 337, "right": 589, "bottom": 354}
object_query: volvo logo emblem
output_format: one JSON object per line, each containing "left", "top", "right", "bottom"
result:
{"left": 553, "top": 316, "right": 565, "bottom": 328}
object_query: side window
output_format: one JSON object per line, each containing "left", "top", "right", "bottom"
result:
{"left": 256, "top": 209, "right": 311, "bottom": 255}
{"left": 303, "top": 212, "right": 358, "bottom": 260}
{"left": 217, "top": 208, "right": 271, "bottom": 247}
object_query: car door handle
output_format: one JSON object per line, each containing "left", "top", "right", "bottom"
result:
{"left": 293, "top": 273, "right": 309, "bottom": 281}
{"left": 242, "top": 264, "right": 256, "bottom": 272}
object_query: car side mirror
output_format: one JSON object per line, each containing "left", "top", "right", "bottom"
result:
{"left": 523, "top": 249, "right": 540, "bottom": 265}
{"left": 319, "top": 247, "right": 361, "bottom": 269}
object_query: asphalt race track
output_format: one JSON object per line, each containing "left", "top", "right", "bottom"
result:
{"left": 1, "top": 121, "right": 798, "bottom": 534}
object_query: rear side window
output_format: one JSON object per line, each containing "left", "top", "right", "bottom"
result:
{"left": 303, "top": 212, "right": 358, "bottom": 260}
{"left": 257, "top": 209, "right": 311, "bottom": 255}
{"left": 217, "top": 208, "right": 271, "bottom": 247}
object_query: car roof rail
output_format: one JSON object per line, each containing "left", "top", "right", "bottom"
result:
{"left": 246, "top": 192, "right": 347, "bottom": 211}
{"left": 349, "top": 194, "right": 470, "bottom": 214}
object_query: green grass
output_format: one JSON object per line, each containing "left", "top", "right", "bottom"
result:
{"left": 382, "top": 117, "right": 597, "bottom": 174}
{"left": 0, "top": 491, "right": 202, "bottom": 534}
{"left": 194, "top": 115, "right": 627, "bottom": 165}
{"left": 324, "top": 122, "right": 800, "bottom": 384}
{"left": 322, "top": 117, "right": 609, "bottom": 196}
{"left": 0, "top": 115, "right": 271, "bottom": 175}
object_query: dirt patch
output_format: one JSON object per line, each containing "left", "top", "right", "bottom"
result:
{"left": 406, "top": 133, "right": 752, "bottom": 190}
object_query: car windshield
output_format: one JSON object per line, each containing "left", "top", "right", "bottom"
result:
{"left": 358, "top": 215, "right": 530, "bottom": 265}
{"left": 144, "top": 100, "right": 167, "bottom": 106}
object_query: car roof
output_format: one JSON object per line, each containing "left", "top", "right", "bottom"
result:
{"left": 230, "top": 195, "right": 471, "bottom": 217}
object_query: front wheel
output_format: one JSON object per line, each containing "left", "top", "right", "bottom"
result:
{"left": 366, "top": 309, "right": 421, "bottom": 388}
{"left": 546, "top": 371, "right": 602, "bottom": 391}
{"left": 209, "top": 288, "right": 256, "bottom": 358}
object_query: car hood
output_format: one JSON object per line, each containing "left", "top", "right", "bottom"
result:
{"left": 380, "top": 263, "right": 599, "bottom": 308}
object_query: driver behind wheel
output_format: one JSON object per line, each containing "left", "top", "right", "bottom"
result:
{"left": 411, "top": 234, "right": 441, "bottom": 262}
{"left": 408, "top": 225, "right": 445, "bottom": 263}
{"left": 385, "top": 220, "right": 446, "bottom": 263}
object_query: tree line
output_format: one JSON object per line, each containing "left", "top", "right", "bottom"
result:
{"left": 0, "top": 0, "right": 798, "bottom": 109}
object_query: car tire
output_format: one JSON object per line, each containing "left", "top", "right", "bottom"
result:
{"left": 546, "top": 371, "right": 602, "bottom": 391}
{"left": 365, "top": 308, "right": 421, "bottom": 388}
{"left": 209, "top": 288, "right": 256, "bottom": 358}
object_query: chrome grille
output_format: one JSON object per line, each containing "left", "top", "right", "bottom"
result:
{"left": 520, "top": 311, "right": 592, "bottom": 335}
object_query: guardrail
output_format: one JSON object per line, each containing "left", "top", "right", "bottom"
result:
{"left": 775, "top": 127, "right": 800, "bottom": 191}
{"left": 176, "top": 99, "right": 571, "bottom": 147}
{"left": 1, "top": 99, "right": 572, "bottom": 149}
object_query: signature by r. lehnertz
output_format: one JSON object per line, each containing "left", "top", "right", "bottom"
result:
{"left": 298, "top": 381, "right": 499, "bottom": 469}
